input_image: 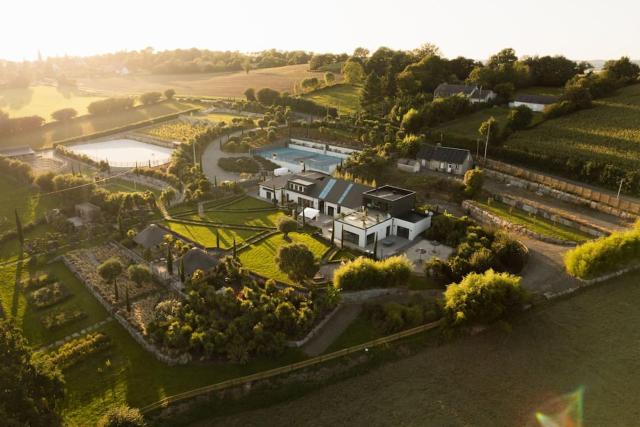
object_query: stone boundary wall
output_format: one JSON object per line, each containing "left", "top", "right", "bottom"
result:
{"left": 286, "top": 304, "right": 343, "bottom": 348}
{"left": 462, "top": 200, "right": 577, "bottom": 246}
{"left": 543, "top": 264, "right": 640, "bottom": 300}
{"left": 62, "top": 254, "right": 189, "bottom": 366}
{"left": 342, "top": 288, "right": 404, "bottom": 303}
{"left": 489, "top": 193, "right": 609, "bottom": 237}
{"left": 483, "top": 166, "right": 638, "bottom": 220}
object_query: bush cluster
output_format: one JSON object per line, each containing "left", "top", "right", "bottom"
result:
{"left": 564, "top": 222, "right": 640, "bottom": 279}
{"left": 29, "top": 282, "right": 69, "bottom": 309}
{"left": 46, "top": 332, "right": 111, "bottom": 370}
{"left": 0, "top": 112, "right": 44, "bottom": 137}
{"left": 87, "top": 97, "right": 135, "bottom": 115}
{"left": 443, "top": 269, "right": 527, "bottom": 330}
{"left": 364, "top": 295, "right": 440, "bottom": 334}
{"left": 41, "top": 308, "right": 86, "bottom": 330}
{"left": 55, "top": 145, "right": 110, "bottom": 171}
{"left": 217, "top": 157, "right": 260, "bottom": 173}
{"left": 332, "top": 255, "right": 413, "bottom": 291}
{"left": 0, "top": 156, "right": 33, "bottom": 184}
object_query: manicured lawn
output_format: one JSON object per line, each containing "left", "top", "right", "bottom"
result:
{"left": 302, "top": 84, "right": 362, "bottom": 115}
{"left": 238, "top": 232, "right": 330, "bottom": 285}
{"left": 0, "top": 174, "right": 59, "bottom": 234}
{"left": 180, "top": 197, "right": 287, "bottom": 228}
{"left": 203, "top": 112, "right": 256, "bottom": 124}
{"left": 474, "top": 199, "right": 593, "bottom": 243}
{"left": 1, "top": 100, "right": 197, "bottom": 149}
{"left": 164, "top": 221, "right": 260, "bottom": 249}
{"left": 60, "top": 321, "right": 306, "bottom": 425}
{"left": 0, "top": 85, "right": 105, "bottom": 122}
{"left": 99, "top": 178, "right": 161, "bottom": 196}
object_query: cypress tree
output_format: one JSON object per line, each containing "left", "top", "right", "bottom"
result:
{"left": 373, "top": 233, "right": 378, "bottom": 261}
{"left": 117, "top": 214, "right": 124, "bottom": 238}
{"left": 216, "top": 229, "right": 220, "bottom": 249}
{"left": 125, "top": 285, "right": 131, "bottom": 312}
{"left": 15, "top": 209, "right": 23, "bottom": 248}
{"left": 330, "top": 220, "right": 335, "bottom": 246}
{"left": 232, "top": 238, "right": 237, "bottom": 259}
{"left": 179, "top": 257, "right": 185, "bottom": 283}
{"left": 167, "top": 246, "right": 173, "bottom": 275}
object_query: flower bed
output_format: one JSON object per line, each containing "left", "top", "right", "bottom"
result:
{"left": 29, "top": 282, "right": 70, "bottom": 309}
{"left": 126, "top": 293, "right": 173, "bottom": 336}
{"left": 40, "top": 308, "right": 87, "bottom": 330}
{"left": 46, "top": 332, "right": 111, "bottom": 370}
{"left": 21, "top": 273, "right": 56, "bottom": 291}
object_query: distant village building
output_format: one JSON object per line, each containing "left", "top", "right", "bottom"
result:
{"left": 433, "top": 83, "right": 497, "bottom": 104}
{"left": 509, "top": 94, "right": 558, "bottom": 112}
{"left": 417, "top": 145, "right": 474, "bottom": 175}
{"left": 74, "top": 202, "right": 101, "bottom": 222}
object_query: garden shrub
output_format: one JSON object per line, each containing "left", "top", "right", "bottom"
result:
{"left": 443, "top": 269, "right": 527, "bottom": 330}
{"left": 364, "top": 295, "right": 439, "bottom": 334}
{"left": 97, "top": 405, "right": 147, "bottom": 427}
{"left": 29, "top": 283, "right": 70, "bottom": 309}
{"left": 217, "top": 157, "right": 260, "bottom": 173}
{"left": 41, "top": 308, "right": 86, "bottom": 330}
{"left": 333, "top": 255, "right": 412, "bottom": 291}
{"left": 46, "top": 332, "right": 111, "bottom": 370}
{"left": 564, "top": 222, "right": 640, "bottom": 279}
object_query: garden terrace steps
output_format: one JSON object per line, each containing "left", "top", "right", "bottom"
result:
{"left": 166, "top": 217, "right": 276, "bottom": 231}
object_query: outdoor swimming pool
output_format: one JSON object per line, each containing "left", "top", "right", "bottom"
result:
{"left": 66, "top": 139, "right": 174, "bottom": 168}
{"left": 255, "top": 146, "right": 343, "bottom": 173}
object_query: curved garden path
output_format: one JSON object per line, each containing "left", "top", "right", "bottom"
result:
{"left": 201, "top": 129, "right": 255, "bottom": 183}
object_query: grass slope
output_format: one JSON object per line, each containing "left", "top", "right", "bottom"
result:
{"left": 302, "top": 84, "right": 361, "bottom": 114}
{"left": 164, "top": 221, "right": 259, "bottom": 249}
{"left": 77, "top": 64, "right": 338, "bottom": 98}
{"left": 205, "top": 270, "right": 640, "bottom": 427}
{"left": 506, "top": 83, "right": 640, "bottom": 170}
{"left": 1, "top": 100, "right": 195, "bottom": 149}
{"left": 0, "top": 85, "right": 105, "bottom": 122}
{"left": 0, "top": 174, "right": 59, "bottom": 234}
{"left": 433, "top": 106, "right": 512, "bottom": 141}
{"left": 238, "top": 232, "right": 329, "bottom": 285}
{"left": 474, "top": 199, "right": 592, "bottom": 242}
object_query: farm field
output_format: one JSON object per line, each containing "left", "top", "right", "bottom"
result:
{"left": 205, "top": 270, "right": 640, "bottom": 427}
{"left": 0, "top": 174, "right": 59, "bottom": 234}
{"left": 302, "top": 84, "right": 361, "bottom": 114}
{"left": 139, "top": 120, "right": 209, "bottom": 142}
{"left": 473, "top": 199, "right": 593, "bottom": 243}
{"left": 77, "top": 64, "right": 338, "bottom": 98}
{"left": 506, "top": 83, "right": 640, "bottom": 170}
{"left": 164, "top": 221, "right": 260, "bottom": 249}
{"left": 0, "top": 85, "right": 105, "bottom": 122}
{"left": 0, "top": 100, "right": 197, "bottom": 149}
{"left": 238, "top": 232, "right": 330, "bottom": 285}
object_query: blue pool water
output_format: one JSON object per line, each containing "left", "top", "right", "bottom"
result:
{"left": 255, "top": 147, "right": 343, "bottom": 173}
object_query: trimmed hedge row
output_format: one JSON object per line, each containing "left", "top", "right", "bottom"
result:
{"left": 564, "top": 222, "right": 640, "bottom": 279}
{"left": 46, "top": 332, "right": 111, "bottom": 370}
{"left": 332, "top": 255, "right": 412, "bottom": 291}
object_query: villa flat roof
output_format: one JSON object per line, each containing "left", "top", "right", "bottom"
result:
{"left": 363, "top": 185, "right": 415, "bottom": 201}
{"left": 290, "top": 178, "right": 315, "bottom": 186}
{"left": 337, "top": 210, "right": 391, "bottom": 229}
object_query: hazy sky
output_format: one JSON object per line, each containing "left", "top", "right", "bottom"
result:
{"left": 2, "top": 0, "right": 639, "bottom": 61}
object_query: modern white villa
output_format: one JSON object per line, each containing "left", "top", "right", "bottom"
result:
{"left": 259, "top": 172, "right": 431, "bottom": 250}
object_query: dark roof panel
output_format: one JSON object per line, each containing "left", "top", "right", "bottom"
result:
{"left": 417, "top": 145, "right": 471, "bottom": 164}
{"left": 514, "top": 94, "right": 558, "bottom": 105}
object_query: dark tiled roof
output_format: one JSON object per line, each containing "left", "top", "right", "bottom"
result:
{"left": 320, "top": 179, "right": 372, "bottom": 209}
{"left": 514, "top": 94, "right": 558, "bottom": 105}
{"left": 434, "top": 83, "right": 476, "bottom": 97}
{"left": 417, "top": 145, "right": 471, "bottom": 164}
{"left": 134, "top": 224, "right": 170, "bottom": 249}
{"left": 396, "top": 211, "right": 429, "bottom": 223}
{"left": 181, "top": 248, "right": 219, "bottom": 277}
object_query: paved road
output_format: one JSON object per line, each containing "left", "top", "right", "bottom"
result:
{"left": 201, "top": 129, "right": 251, "bottom": 182}
{"left": 517, "top": 236, "right": 579, "bottom": 295}
{"left": 302, "top": 304, "right": 362, "bottom": 356}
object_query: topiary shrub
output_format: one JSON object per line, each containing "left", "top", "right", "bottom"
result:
{"left": 333, "top": 255, "right": 412, "bottom": 291}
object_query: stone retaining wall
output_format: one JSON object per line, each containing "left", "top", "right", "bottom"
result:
{"left": 484, "top": 168, "right": 638, "bottom": 220}
{"left": 286, "top": 304, "right": 343, "bottom": 348}
{"left": 462, "top": 200, "right": 577, "bottom": 246}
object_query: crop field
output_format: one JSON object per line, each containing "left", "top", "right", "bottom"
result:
{"left": 0, "top": 100, "right": 196, "bottom": 149}
{"left": 77, "top": 64, "right": 338, "bottom": 98}
{"left": 164, "top": 221, "right": 260, "bottom": 249}
{"left": 0, "top": 85, "right": 105, "bottom": 122}
{"left": 238, "top": 232, "right": 330, "bottom": 285}
{"left": 140, "top": 120, "right": 209, "bottom": 142}
{"left": 207, "top": 270, "right": 640, "bottom": 427}
{"left": 506, "top": 83, "right": 640, "bottom": 170}
{"left": 302, "top": 84, "right": 361, "bottom": 114}
{"left": 0, "top": 174, "right": 59, "bottom": 234}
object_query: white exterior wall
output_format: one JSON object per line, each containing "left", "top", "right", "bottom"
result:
{"left": 394, "top": 216, "right": 431, "bottom": 240}
{"left": 259, "top": 185, "right": 284, "bottom": 202}
{"left": 334, "top": 218, "right": 392, "bottom": 247}
{"left": 321, "top": 201, "right": 356, "bottom": 218}
{"left": 289, "top": 139, "right": 360, "bottom": 158}
{"left": 423, "top": 157, "right": 472, "bottom": 175}
{"left": 509, "top": 101, "right": 547, "bottom": 112}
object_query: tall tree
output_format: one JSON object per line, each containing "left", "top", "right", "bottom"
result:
{"left": 276, "top": 243, "right": 319, "bottom": 283}
{"left": 166, "top": 245, "right": 173, "bottom": 275}
{"left": 14, "top": 209, "right": 23, "bottom": 248}
{"left": 0, "top": 320, "right": 65, "bottom": 426}
{"left": 98, "top": 258, "right": 123, "bottom": 302}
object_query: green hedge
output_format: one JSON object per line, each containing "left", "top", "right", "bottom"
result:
{"left": 564, "top": 222, "right": 640, "bottom": 279}
{"left": 332, "top": 255, "right": 412, "bottom": 291}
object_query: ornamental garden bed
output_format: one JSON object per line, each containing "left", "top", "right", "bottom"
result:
{"left": 29, "top": 282, "right": 71, "bottom": 309}
{"left": 40, "top": 307, "right": 87, "bottom": 330}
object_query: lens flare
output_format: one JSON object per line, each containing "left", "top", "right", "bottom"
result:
{"left": 535, "top": 387, "right": 584, "bottom": 427}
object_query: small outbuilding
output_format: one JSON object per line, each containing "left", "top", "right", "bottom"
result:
{"left": 434, "top": 83, "right": 497, "bottom": 104}
{"left": 134, "top": 224, "right": 171, "bottom": 250}
{"left": 417, "top": 145, "right": 474, "bottom": 175}
{"left": 180, "top": 248, "right": 219, "bottom": 278}
{"left": 75, "top": 202, "right": 101, "bottom": 222}
{"left": 509, "top": 94, "right": 558, "bottom": 112}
